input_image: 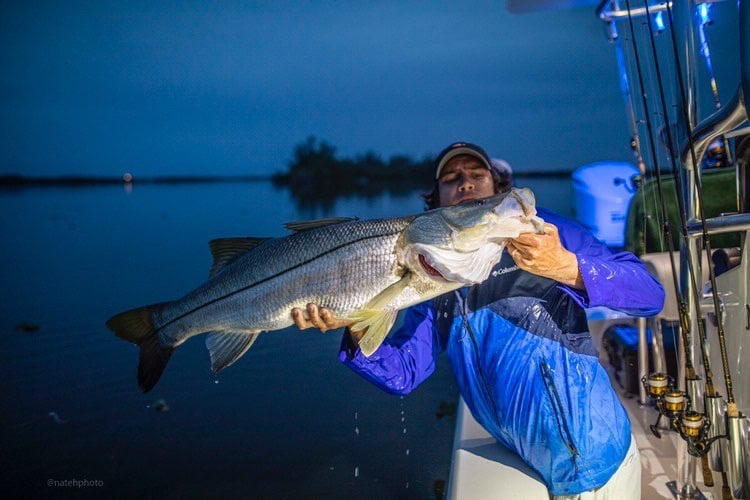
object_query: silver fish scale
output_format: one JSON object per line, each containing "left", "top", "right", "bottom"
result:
{"left": 154, "top": 216, "right": 415, "bottom": 344}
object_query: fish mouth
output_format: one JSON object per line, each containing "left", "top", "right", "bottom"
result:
{"left": 418, "top": 254, "right": 444, "bottom": 278}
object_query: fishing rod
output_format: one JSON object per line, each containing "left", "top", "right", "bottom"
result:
{"left": 618, "top": 0, "right": 686, "bottom": 385}
{"left": 640, "top": 4, "right": 736, "bottom": 494}
{"left": 620, "top": 4, "right": 715, "bottom": 474}
{"left": 663, "top": 1, "right": 749, "bottom": 498}
{"left": 606, "top": 18, "right": 648, "bottom": 176}
{"left": 664, "top": 0, "right": 738, "bottom": 417}
{"left": 696, "top": 2, "right": 734, "bottom": 170}
{"left": 619, "top": 0, "right": 743, "bottom": 495}
{"left": 618, "top": 0, "right": 704, "bottom": 397}
{"left": 600, "top": 0, "right": 748, "bottom": 497}
{"left": 696, "top": 2, "right": 721, "bottom": 110}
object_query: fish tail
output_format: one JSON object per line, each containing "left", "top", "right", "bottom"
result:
{"left": 106, "top": 305, "right": 174, "bottom": 393}
{"left": 106, "top": 305, "right": 155, "bottom": 344}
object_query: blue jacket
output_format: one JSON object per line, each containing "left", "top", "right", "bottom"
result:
{"left": 339, "top": 208, "right": 665, "bottom": 495}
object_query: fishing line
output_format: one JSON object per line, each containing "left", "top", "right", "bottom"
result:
{"left": 622, "top": 0, "right": 688, "bottom": 379}
{"left": 643, "top": 2, "right": 728, "bottom": 486}
{"left": 610, "top": 19, "right": 647, "bottom": 175}
{"left": 663, "top": 0, "right": 738, "bottom": 412}
{"left": 639, "top": 0, "right": 718, "bottom": 395}
{"left": 695, "top": 4, "right": 735, "bottom": 170}
{"left": 697, "top": 2, "right": 721, "bottom": 110}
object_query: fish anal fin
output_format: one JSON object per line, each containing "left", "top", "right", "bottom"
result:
{"left": 348, "top": 309, "right": 398, "bottom": 357}
{"left": 205, "top": 331, "right": 261, "bottom": 373}
{"left": 208, "top": 237, "right": 268, "bottom": 277}
{"left": 284, "top": 217, "right": 358, "bottom": 232}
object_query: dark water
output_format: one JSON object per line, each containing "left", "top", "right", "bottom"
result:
{"left": 0, "top": 177, "right": 571, "bottom": 499}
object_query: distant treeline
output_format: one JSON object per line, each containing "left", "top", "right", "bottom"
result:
{"left": 0, "top": 174, "right": 265, "bottom": 188}
{"left": 271, "top": 136, "right": 435, "bottom": 206}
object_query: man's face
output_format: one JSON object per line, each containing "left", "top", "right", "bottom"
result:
{"left": 437, "top": 155, "right": 496, "bottom": 207}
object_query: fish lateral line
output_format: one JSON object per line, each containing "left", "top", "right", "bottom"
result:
{"left": 148, "top": 227, "right": 409, "bottom": 334}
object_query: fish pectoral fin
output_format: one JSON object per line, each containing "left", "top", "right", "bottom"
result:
{"left": 205, "top": 330, "right": 261, "bottom": 373}
{"left": 208, "top": 237, "right": 269, "bottom": 277}
{"left": 345, "top": 276, "right": 410, "bottom": 356}
{"left": 347, "top": 309, "right": 398, "bottom": 357}
{"left": 284, "top": 217, "right": 358, "bottom": 232}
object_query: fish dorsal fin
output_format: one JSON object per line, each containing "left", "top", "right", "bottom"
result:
{"left": 284, "top": 217, "right": 358, "bottom": 232}
{"left": 208, "top": 237, "right": 268, "bottom": 277}
{"left": 205, "top": 330, "right": 261, "bottom": 373}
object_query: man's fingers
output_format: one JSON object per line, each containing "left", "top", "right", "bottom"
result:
{"left": 306, "top": 303, "right": 331, "bottom": 332}
{"left": 291, "top": 307, "right": 310, "bottom": 329}
{"left": 320, "top": 308, "right": 332, "bottom": 323}
{"left": 293, "top": 303, "right": 347, "bottom": 332}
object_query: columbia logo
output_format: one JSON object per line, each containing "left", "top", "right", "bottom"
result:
{"left": 492, "top": 265, "right": 519, "bottom": 277}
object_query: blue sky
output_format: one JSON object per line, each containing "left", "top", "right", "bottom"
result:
{"left": 0, "top": 1, "right": 683, "bottom": 177}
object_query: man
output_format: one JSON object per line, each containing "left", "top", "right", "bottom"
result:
{"left": 292, "top": 141, "right": 664, "bottom": 498}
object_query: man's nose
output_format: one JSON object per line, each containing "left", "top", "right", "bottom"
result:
{"left": 458, "top": 175, "right": 474, "bottom": 191}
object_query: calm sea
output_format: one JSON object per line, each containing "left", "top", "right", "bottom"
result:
{"left": 0, "top": 176, "right": 572, "bottom": 499}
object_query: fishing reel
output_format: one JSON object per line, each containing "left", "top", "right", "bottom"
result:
{"left": 641, "top": 373, "right": 725, "bottom": 458}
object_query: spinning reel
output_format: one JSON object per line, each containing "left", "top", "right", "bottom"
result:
{"left": 642, "top": 372, "right": 726, "bottom": 457}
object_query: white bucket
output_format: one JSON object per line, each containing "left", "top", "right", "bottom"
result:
{"left": 572, "top": 161, "right": 639, "bottom": 247}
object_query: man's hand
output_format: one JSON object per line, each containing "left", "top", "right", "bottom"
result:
{"left": 291, "top": 303, "right": 353, "bottom": 332}
{"left": 507, "top": 223, "right": 584, "bottom": 289}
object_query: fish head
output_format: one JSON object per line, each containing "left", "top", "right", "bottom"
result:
{"left": 401, "top": 188, "right": 545, "bottom": 284}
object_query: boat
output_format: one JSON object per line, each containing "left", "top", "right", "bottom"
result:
{"left": 447, "top": 0, "right": 750, "bottom": 498}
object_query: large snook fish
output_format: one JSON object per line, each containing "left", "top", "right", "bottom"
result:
{"left": 107, "top": 187, "right": 544, "bottom": 392}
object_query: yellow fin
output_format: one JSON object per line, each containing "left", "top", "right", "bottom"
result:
{"left": 348, "top": 309, "right": 398, "bottom": 357}
{"left": 106, "top": 305, "right": 156, "bottom": 345}
{"left": 345, "top": 275, "right": 411, "bottom": 356}
{"left": 364, "top": 274, "right": 411, "bottom": 310}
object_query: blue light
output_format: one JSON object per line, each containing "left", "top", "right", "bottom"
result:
{"left": 654, "top": 11, "right": 665, "bottom": 32}
{"left": 699, "top": 3, "right": 711, "bottom": 25}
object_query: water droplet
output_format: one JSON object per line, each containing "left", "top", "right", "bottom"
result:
{"left": 354, "top": 466, "right": 359, "bottom": 478}
{"left": 405, "top": 449, "right": 410, "bottom": 456}
{"left": 402, "top": 428, "right": 407, "bottom": 434}
{"left": 214, "top": 379, "right": 219, "bottom": 384}
{"left": 354, "top": 426, "right": 359, "bottom": 436}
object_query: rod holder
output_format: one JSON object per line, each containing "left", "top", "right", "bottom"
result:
{"left": 727, "top": 415, "right": 750, "bottom": 499}
{"left": 704, "top": 394, "right": 726, "bottom": 472}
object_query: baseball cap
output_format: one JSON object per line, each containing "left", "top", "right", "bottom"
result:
{"left": 434, "top": 142, "right": 493, "bottom": 179}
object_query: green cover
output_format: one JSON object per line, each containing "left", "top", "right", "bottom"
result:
{"left": 624, "top": 168, "right": 740, "bottom": 255}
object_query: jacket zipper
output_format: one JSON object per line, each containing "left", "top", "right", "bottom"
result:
{"left": 540, "top": 359, "right": 580, "bottom": 472}
{"left": 457, "top": 290, "right": 511, "bottom": 441}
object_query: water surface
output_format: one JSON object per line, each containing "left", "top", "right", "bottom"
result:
{"left": 0, "top": 177, "right": 571, "bottom": 498}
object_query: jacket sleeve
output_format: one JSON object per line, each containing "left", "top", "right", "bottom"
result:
{"left": 337, "top": 302, "right": 442, "bottom": 395}
{"left": 539, "top": 208, "right": 665, "bottom": 317}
